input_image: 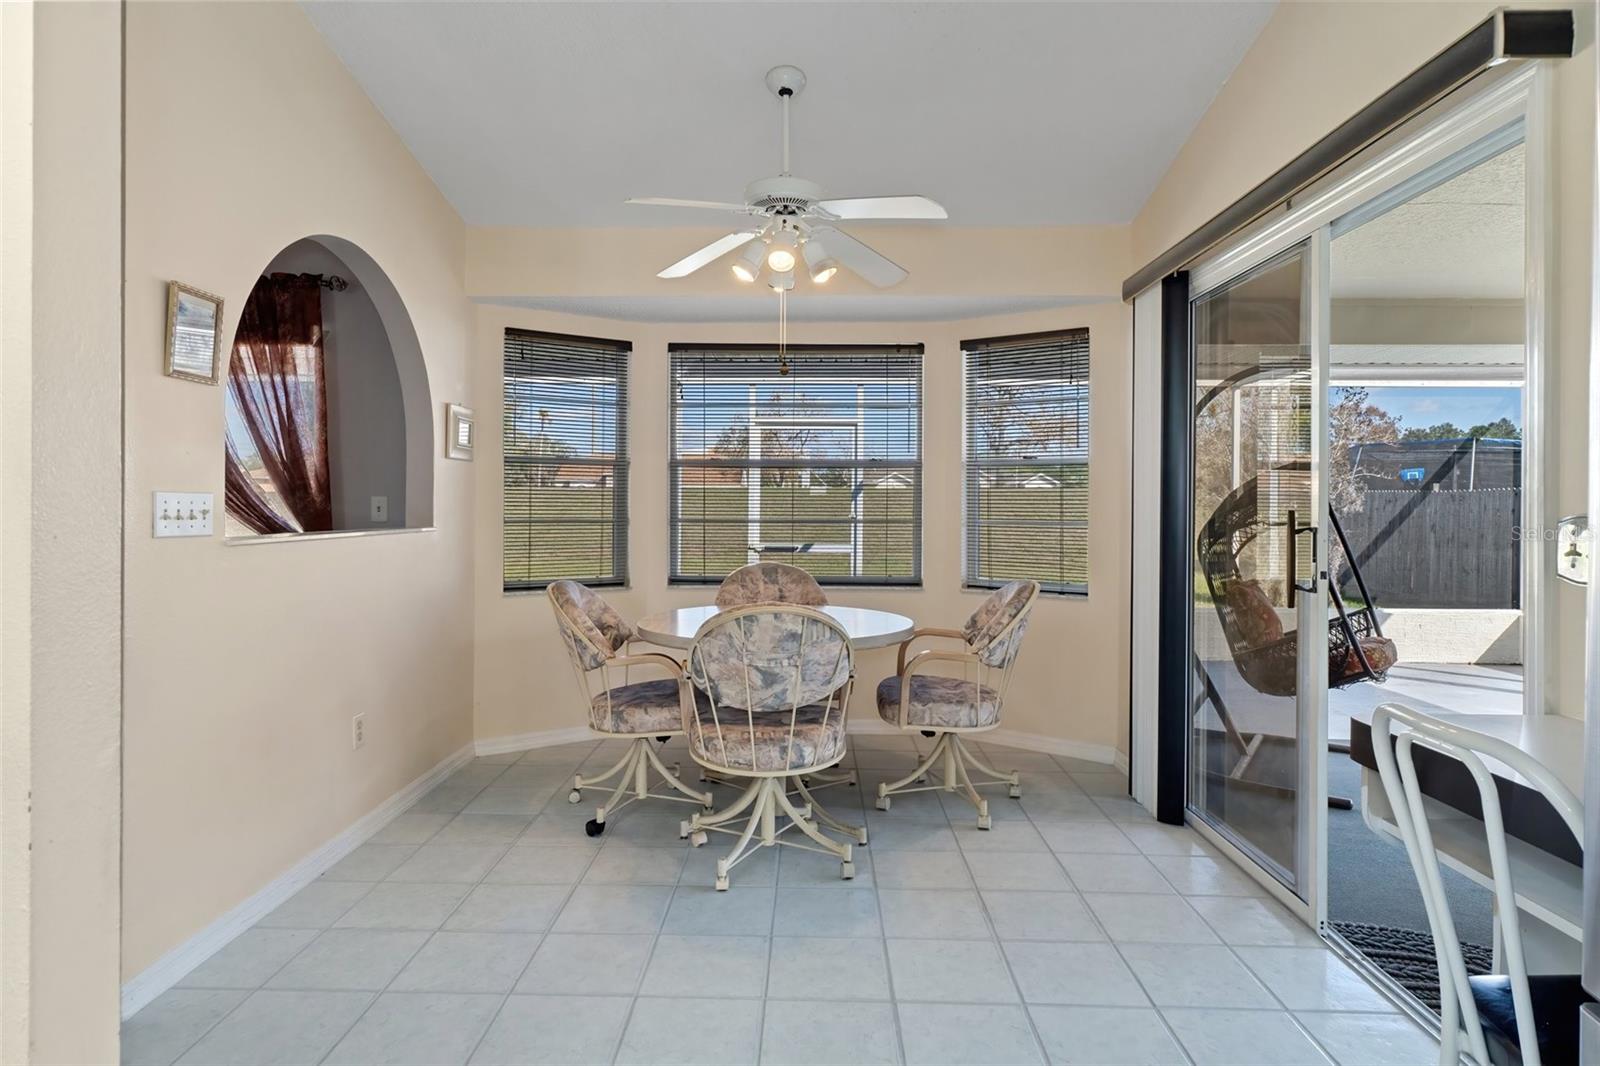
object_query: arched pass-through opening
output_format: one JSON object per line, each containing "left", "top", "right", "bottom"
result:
{"left": 223, "top": 235, "right": 433, "bottom": 536}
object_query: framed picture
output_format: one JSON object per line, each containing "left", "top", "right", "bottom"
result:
{"left": 446, "top": 403, "right": 475, "bottom": 460}
{"left": 164, "top": 281, "right": 225, "bottom": 384}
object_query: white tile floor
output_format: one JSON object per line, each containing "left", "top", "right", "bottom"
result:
{"left": 122, "top": 735, "right": 1438, "bottom": 1066}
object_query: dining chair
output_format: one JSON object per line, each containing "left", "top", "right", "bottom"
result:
{"left": 679, "top": 604, "right": 856, "bottom": 890}
{"left": 1372, "top": 702, "right": 1587, "bottom": 1066}
{"left": 874, "top": 579, "right": 1039, "bottom": 828}
{"left": 547, "top": 580, "right": 712, "bottom": 836}
{"left": 714, "top": 562, "right": 828, "bottom": 608}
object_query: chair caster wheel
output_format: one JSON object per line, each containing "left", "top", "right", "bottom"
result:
{"left": 679, "top": 820, "right": 691, "bottom": 840}
{"left": 715, "top": 876, "right": 729, "bottom": 891}
{"left": 568, "top": 790, "right": 582, "bottom": 804}
{"left": 672, "top": 763, "right": 681, "bottom": 776}
{"left": 875, "top": 795, "right": 891, "bottom": 812}
{"left": 585, "top": 819, "right": 606, "bottom": 837}
{"left": 840, "top": 861, "right": 855, "bottom": 880}
{"left": 854, "top": 829, "right": 869, "bottom": 846}
{"left": 976, "top": 815, "right": 992, "bottom": 830}
{"left": 1008, "top": 784, "right": 1022, "bottom": 799}
{"left": 690, "top": 831, "right": 708, "bottom": 848}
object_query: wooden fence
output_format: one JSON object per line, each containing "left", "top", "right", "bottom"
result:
{"left": 1334, "top": 488, "right": 1520, "bottom": 609}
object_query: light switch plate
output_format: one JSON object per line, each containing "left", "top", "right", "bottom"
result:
{"left": 370, "top": 496, "right": 388, "bottom": 522}
{"left": 154, "top": 492, "right": 214, "bottom": 538}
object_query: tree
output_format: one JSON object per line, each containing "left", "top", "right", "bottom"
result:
{"left": 1467, "top": 417, "right": 1520, "bottom": 440}
{"left": 1328, "top": 386, "right": 1400, "bottom": 515}
{"left": 1401, "top": 421, "right": 1466, "bottom": 441}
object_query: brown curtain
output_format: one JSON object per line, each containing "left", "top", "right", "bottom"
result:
{"left": 224, "top": 273, "right": 333, "bottom": 532}
{"left": 224, "top": 438, "right": 296, "bottom": 535}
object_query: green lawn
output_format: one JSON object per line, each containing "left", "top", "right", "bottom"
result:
{"left": 503, "top": 476, "right": 1088, "bottom": 588}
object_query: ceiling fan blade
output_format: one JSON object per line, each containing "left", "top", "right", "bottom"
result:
{"left": 627, "top": 196, "right": 751, "bottom": 213}
{"left": 814, "top": 227, "right": 908, "bottom": 288}
{"left": 656, "top": 232, "right": 759, "bottom": 279}
{"left": 814, "top": 195, "right": 948, "bottom": 220}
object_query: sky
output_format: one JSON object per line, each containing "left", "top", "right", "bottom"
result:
{"left": 1354, "top": 385, "right": 1523, "bottom": 434}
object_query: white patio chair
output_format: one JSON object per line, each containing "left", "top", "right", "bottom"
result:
{"left": 1372, "top": 702, "right": 1586, "bottom": 1066}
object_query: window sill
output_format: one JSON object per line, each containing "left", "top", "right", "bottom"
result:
{"left": 225, "top": 526, "right": 437, "bottom": 547}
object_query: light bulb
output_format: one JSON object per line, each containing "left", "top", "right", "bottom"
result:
{"left": 766, "top": 231, "right": 799, "bottom": 273}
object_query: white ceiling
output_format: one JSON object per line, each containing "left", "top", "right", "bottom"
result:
{"left": 302, "top": 1, "right": 1274, "bottom": 228}
{"left": 1331, "top": 143, "right": 1524, "bottom": 300}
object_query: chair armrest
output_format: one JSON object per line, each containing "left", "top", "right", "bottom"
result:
{"left": 610, "top": 651, "right": 686, "bottom": 679}
{"left": 895, "top": 627, "right": 969, "bottom": 674}
{"left": 892, "top": 648, "right": 981, "bottom": 728}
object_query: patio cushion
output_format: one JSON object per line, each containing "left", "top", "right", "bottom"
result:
{"left": 1224, "top": 578, "right": 1284, "bottom": 649}
{"left": 549, "top": 579, "right": 637, "bottom": 669}
{"left": 961, "top": 580, "right": 1037, "bottom": 667}
{"left": 590, "top": 679, "right": 683, "bottom": 735}
{"left": 1334, "top": 635, "right": 1398, "bottom": 679}
{"left": 876, "top": 675, "right": 1001, "bottom": 729}
{"left": 688, "top": 702, "right": 846, "bottom": 773}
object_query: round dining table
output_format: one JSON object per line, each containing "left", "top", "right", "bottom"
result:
{"left": 635, "top": 604, "right": 914, "bottom": 650}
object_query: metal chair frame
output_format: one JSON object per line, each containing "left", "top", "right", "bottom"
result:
{"left": 875, "top": 583, "right": 1038, "bottom": 829}
{"left": 679, "top": 604, "right": 857, "bottom": 890}
{"left": 1372, "top": 703, "right": 1583, "bottom": 1066}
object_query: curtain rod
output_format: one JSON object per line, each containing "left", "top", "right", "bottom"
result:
{"left": 1121, "top": 7, "right": 1574, "bottom": 302}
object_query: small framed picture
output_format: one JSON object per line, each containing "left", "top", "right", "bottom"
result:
{"left": 446, "top": 403, "right": 475, "bottom": 460}
{"left": 164, "top": 281, "right": 224, "bottom": 384}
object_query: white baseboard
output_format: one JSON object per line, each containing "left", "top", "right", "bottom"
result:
{"left": 473, "top": 725, "right": 594, "bottom": 756}
{"left": 120, "top": 742, "right": 475, "bottom": 1020}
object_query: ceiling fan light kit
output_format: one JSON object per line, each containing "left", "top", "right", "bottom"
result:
{"left": 627, "top": 65, "right": 947, "bottom": 289}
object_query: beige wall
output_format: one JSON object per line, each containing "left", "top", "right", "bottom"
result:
{"left": 121, "top": 1, "right": 474, "bottom": 981}
{"left": 1133, "top": 0, "right": 1596, "bottom": 720}
{"left": 472, "top": 301, "right": 1133, "bottom": 761}
{"left": 2, "top": 1, "right": 124, "bottom": 1061}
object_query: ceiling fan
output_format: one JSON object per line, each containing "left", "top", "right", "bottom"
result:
{"left": 627, "top": 65, "right": 947, "bottom": 290}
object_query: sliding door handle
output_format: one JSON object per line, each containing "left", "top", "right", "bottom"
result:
{"left": 1286, "top": 508, "right": 1318, "bottom": 607}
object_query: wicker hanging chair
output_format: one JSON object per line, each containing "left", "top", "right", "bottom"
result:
{"left": 1197, "top": 476, "right": 1398, "bottom": 698}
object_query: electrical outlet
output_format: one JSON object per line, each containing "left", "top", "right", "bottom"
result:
{"left": 154, "top": 492, "right": 214, "bottom": 538}
{"left": 370, "top": 496, "right": 388, "bottom": 522}
{"left": 352, "top": 713, "right": 365, "bottom": 750}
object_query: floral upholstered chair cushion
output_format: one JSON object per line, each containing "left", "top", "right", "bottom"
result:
{"left": 961, "top": 579, "right": 1040, "bottom": 668}
{"left": 548, "top": 579, "right": 637, "bottom": 670}
{"left": 688, "top": 699, "right": 847, "bottom": 773}
{"left": 590, "top": 679, "right": 683, "bottom": 735}
{"left": 685, "top": 607, "right": 853, "bottom": 774}
{"left": 876, "top": 675, "right": 1001, "bottom": 729}
{"left": 714, "top": 563, "right": 829, "bottom": 608}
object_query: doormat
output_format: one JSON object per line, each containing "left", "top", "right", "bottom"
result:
{"left": 1331, "top": 920, "right": 1494, "bottom": 1010}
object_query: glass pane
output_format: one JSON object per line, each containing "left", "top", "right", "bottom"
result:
{"left": 1190, "top": 247, "right": 1312, "bottom": 889}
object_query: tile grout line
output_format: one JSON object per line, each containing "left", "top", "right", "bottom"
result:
{"left": 156, "top": 764, "right": 510, "bottom": 1066}
{"left": 313, "top": 762, "right": 520, "bottom": 1066}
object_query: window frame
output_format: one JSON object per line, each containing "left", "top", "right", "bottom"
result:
{"left": 667, "top": 342, "right": 924, "bottom": 588}
{"left": 501, "top": 328, "right": 630, "bottom": 592}
{"left": 962, "top": 327, "right": 1091, "bottom": 597}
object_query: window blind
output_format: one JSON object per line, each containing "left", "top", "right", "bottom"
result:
{"left": 503, "top": 329, "right": 629, "bottom": 591}
{"left": 963, "top": 329, "right": 1090, "bottom": 595}
{"left": 669, "top": 343, "right": 923, "bottom": 586}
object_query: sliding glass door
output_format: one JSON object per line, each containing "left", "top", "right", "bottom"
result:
{"left": 1188, "top": 240, "right": 1329, "bottom": 906}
